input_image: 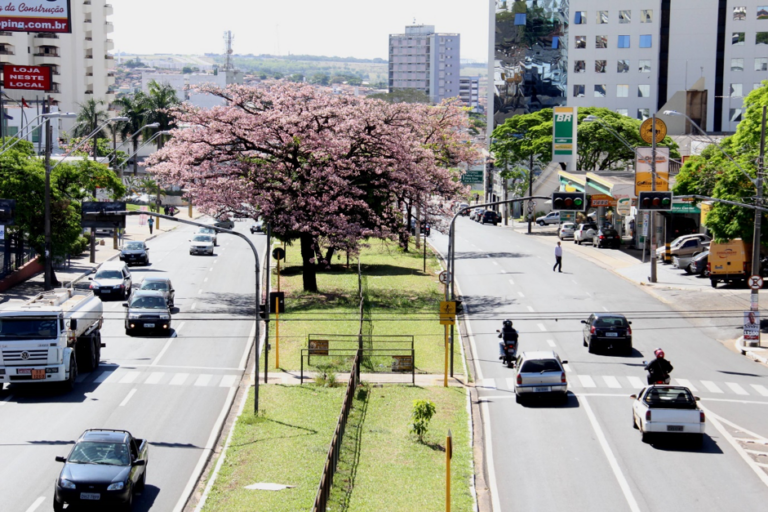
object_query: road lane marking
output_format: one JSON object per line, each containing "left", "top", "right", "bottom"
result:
{"left": 25, "top": 497, "right": 45, "bottom": 512}
{"left": 527, "top": 306, "right": 535, "bottom": 312}
{"left": 94, "top": 370, "right": 116, "bottom": 383}
{"left": 546, "top": 339, "right": 556, "bottom": 347}
{"left": 508, "top": 279, "right": 515, "bottom": 285}
{"left": 627, "top": 376, "right": 645, "bottom": 389}
{"left": 602, "top": 376, "right": 621, "bottom": 389}
{"left": 152, "top": 330, "right": 179, "bottom": 367}
{"left": 603, "top": 306, "right": 609, "bottom": 312}
{"left": 482, "top": 378, "right": 497, "bottom": 390}
{"left": 238, "top": 323, "right": 256, "bottom": 371}
{"left": 537, "top": 323, "right": 546, "bottom": 331}
{"left": 219, "top": 375, "right": 237, "bottom": 388}
{"left": 119, "top": 371, "right": 140, "bottom": 384}
{"left": 119, "top": 388, "right": 137, "bottom": 407}
{"left": 169, "top": 373, "right": 189, "bottom": 386}
{"left": 75, "top": 373, "right": 89, "bottom": 383}
{"left": 674, "top": 378, "right": 698, "bottom": 391}
{"left": 578, "top": 375, "right": 597, "bottom": 388}
{"left": 191, "top": 303, "right": 197, "bottom": 310}
{"left": 213, "top": 259, "right": 218, "bottom": 264}
{"left": 492, "top": 261, "right": 498, "bottom": 266}
{"left": 518, "top": 292, "right": 525, "bottom": 297}
{"left": 725, "top": 382, "right": 749, "bottom": 395}
{"left": 500, "top": 269, "right": 506, "bottom": 274}
{"left": 562, "top": 363, "right": 572, "bottom": 373}
{"left": 198, "top": 289, "right": 203, "bottom": 294}
{"left": 204, "top": 277, "right": 208, "bottom": 282}
{"left": 145, "top": 372, "right": 164, "bottom": 384}
{"left": 581, "top": 395, "right": 642, "bottom": 512}
{"left": 572, "top": 280, "right": 578, "bottom": 285}
{"left": 701, "top": 380, "right": 724, "bottom": 393}
{"left": 209, "top": 267, "right": 214, "bottom": 272}
{"left": 194, "top": 374, "right": 213, "bottom": 387}
{"left": 175, "top": 322, "right": 185, "bottom": 333}
{"left": 751, "top": 384, "right": 768, "bottom": 396}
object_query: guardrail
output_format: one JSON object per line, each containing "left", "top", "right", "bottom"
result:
{"left": 312, "top": 349, "right": 361, "bottom": 512}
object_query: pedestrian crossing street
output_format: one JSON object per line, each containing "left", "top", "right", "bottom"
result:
{"left": 76, "top": 368, "right": 240, "bottom": 389}
{"left": 480, "top": 372, "right": 768, "bottom": 398}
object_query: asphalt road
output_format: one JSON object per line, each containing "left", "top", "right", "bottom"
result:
{"left": 432, "top": 218, "right": 768, "bottom": 512}
{"left": 0, "top": 220, "right": 266, "bottom": 512}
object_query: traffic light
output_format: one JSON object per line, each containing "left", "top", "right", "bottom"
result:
{"left": 638, "top": 191, "right": 673, "bottom": 211}
{"left": 551, "top": 192, "right": 586, "bottom": 211}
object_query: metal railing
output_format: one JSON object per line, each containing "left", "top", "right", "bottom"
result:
{"left": 313, "top": 349, "right": 361, "bottom": 512}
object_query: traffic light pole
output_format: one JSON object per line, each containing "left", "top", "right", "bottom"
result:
{"left": 650, "top": 114, "right": 658, "bottom": 284}
{"left": 750, "top": 106, "right": 766, "bottom": 342}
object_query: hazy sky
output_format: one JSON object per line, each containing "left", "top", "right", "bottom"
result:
{"left": 110, "top": 0, "right": 490, "bottom": 62}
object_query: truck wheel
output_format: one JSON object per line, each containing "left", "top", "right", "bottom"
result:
{"left": 63, "top": 356, "right": 77, "bottom": 392}
{"left": 77, "top": 336, "right": 96, "bottom": 372}
{"left": 711, "top": 279, "right": 718, "bottom": 288}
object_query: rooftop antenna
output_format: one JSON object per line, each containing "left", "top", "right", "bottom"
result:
{"left": 223, "top": 30, "right": 234, "bottom": 72}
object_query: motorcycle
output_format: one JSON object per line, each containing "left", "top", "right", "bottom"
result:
{"left": 642, "top": 360, "right": 671, "bottom": 385}
{"left": 497, "top": 329, "right": 518, "bottom": 368}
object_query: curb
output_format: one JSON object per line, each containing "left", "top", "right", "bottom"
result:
{"left": 735, "top": 336, "right": 768, "bottom": 364}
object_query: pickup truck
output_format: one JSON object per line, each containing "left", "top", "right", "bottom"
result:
{"left": 631, "top": 385, "right": 705, "bottom": 443}
{"left": 536, "top": 211, "right": 561, "bottom": 225}
{"left": 54, "top": 429, "right": 148, "bottom": 511}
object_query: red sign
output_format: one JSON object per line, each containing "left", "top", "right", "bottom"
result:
{"left": 0, "top": 1, "right": 72, "bottom": 33}
{"left": 4, "top": 65, "right": 52, "bottom": 91}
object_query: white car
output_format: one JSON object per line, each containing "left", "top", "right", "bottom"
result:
{"left": 514, "top": 351, "right": 568, "bottom": 404}
{"left": 190, "top": 234, "right": 215, "bottom": 255}
{"left": 573, "top": 223, "right": 597, "bottom": 245}
{"left": 536, "top": 211, "right": 561, "bottom": 225}
{"left": 631, "top": 385, "right": 705, "bottom": 443}
{"left": 558, "top": 222, "right": 575, "bottom": 240}
{"left": 197, "top": 226, "right": 218, "bottom": 246}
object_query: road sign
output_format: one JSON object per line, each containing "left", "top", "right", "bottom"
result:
{"left": 750, "top": 275, "right": 764, "bottom": 290}
{"left": 438, "top": 271, "right": 451, "bottom": 285}
{"left": 81, "top": 201, "right": 126, "bottom": 229}
{"left": 439, "top": 300, "right": 456, "bottom": 325}
{"left": 460, "top": 170, "right": 483, "bottom": 184}
{"left": 640, "top": 118, "right": 667, "bottom": 144}
{"left": 272, "top": 247, "right": 285, "bottom": 260}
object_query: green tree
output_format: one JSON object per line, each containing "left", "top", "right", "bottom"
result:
{"left": 288, "top": 73, "right": 304, "bottom": 83}
{"left": 114, "top": 92, "right": 151, "bottom": 176}
{"left": 308, "top": 72, "right": 329, "bottom": 85}
{"left": 146, "top": 80, "right": 180, "bottom": 149}
{"left": 72, "top": 98, "right": 109, "bottom": 159}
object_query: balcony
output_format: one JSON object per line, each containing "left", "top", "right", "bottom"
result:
{"left": 48, "top": 83, "right": 61, "bottom": 94}
{"left": 82, "top": 1, "right": 92, "bottom": 15}
{"left": 0, "top": 46, "right": 14, "bottom": 56}
{"left": 105, "top": 22, "right": 114, "bottom": 33}
{"left": 85, "top": 52, "right": 93, "bottom": 60}
{"left": 105, "top": 4, "right": 114, "bottom": 16}
{"left": 105, "top": 39, "right": 114, "bottom": 51}
{"left": 106, "top": 74, "right": 115, "bottom": 86}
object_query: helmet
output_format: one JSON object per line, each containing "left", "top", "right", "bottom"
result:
{"left": 503, "top": 319, "right": 513, "bottom": 327}
{"left": 654, "top": 348, "right": 665, "bottom": 359}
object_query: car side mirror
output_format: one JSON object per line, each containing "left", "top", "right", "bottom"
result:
{"left": 146, "top": 247, "right": 150, "bottom": 251}
{"left": 55, "top": 456, "right": 66, "bottom": 463}
{"left": 642, "top": 360, "right": 648, "bottom": 365}
{"left": 580, "top": 320, "right": 587, "bottom": 324}
{"left": 133, "top": 459, "right": 146, "bottom": 466}
{"left": 88, "top": 277, "right": 93, "bottom": 281}
{"left": 561, "top": 360, "right": 568, "bottom": 365}
{"left": 170, "top": 289, "right": 175, "bottom": 292}
{"left": 496, "top": 329, "right": 500, "bottom": 333}
{"left": 694, "top": 396, "right": 701, "bottom": 401}
{"left": 122, "top": 303, "right": 128, "bottom": 308}
{"left": 628, "top": 321, "right": 632, "bottom": 325}
{"left": 629, "top": 394, "right": 637, "bottom": 399}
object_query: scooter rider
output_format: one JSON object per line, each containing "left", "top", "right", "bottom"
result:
{"left": 645, "top": 348, "right": 673, "bottom": 384}
{"left": 498, "top": 319, "right": 519, "bottom": 362}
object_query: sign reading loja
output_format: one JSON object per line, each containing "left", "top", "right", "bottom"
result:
{"left": 0, "top": 0, "right": 71, "bottom": 33}
{"left": 3, "top": 65, "right": 52, "bottom": 90}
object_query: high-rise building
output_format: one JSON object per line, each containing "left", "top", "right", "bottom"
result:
{"left": 460, "top": 76, "right": 481, "bottom": 111}
{"left": 389, "top": 24, "right": 461, "bottom": 103}
{"left": 0, "top": 0, "right": 115, "bottom": 130}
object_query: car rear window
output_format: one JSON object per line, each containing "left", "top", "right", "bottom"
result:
{"left": 595, "top": 316, "right": 627, "bottom": 327}
{"left": 520, "top": 359, "right": 562, "bottom": 373}
{"left": 603, "top": 229, "right": 618, "bottom": 236}
{"left": 644, "top": 387, "right": 696, "bottom": 408}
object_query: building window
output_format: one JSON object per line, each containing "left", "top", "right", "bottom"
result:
{"left": 617, "top": 84, "right": 629, "bottom": 97}
{"left": 619, "top": 10, "right": 631, "bottom": 23}
{"left": 618, "top": 35, "right": 630, "bottom": 48}
{"left": 596, "top": 35, "right": 608, "bottom": 49}
{"left": 574, "top": 84, "right": 586, "bottom": 97}
{"left": 638, "top": 108, "right": 650, "bottom": 120}
{"left": 618, "top": 59, "right": 630, "bottom": 73}
{"left": 574, "top": 11, "right": 586, "bottom": 24}
{"left": 574, "top": 60, "right": 586, "bottom": 73}
{"left": 734, "top": 6, "right": 747, "bottom": 20}
{"left": 597, "top": 11, "right": 608, "bottom": 24}
{"left": 730, "top": 83, "right": 744, "bottom": 97}
{"left": 641, "top": 10, "right": 653, "bottom": 23}
{"left": 758, "top": 6, "right": 768, "bottom": 19}
{"left": 733, "top": 32, "right": 746, "bottom": 45}
{"left": 595, "top": 60, "right": 607, "bottom": 73}
{"left": 732, "top": 58, "right": 745, "bottom": 71}
{"left": 639, "top": 60, "right": 651, "bottom": 72}
{"left": 639, "top": 35, "right": 653, "bottom": 48}
{"left": 552, "top": 36, "right": 560, "bottom": 49}
{"left": 617, "top": 109, "right": 629, "bottom": 116}
{"left": 575, "top": 36, "right": 587, "bottom": 49}
{"left": 730, "top": 108, "right": 744, "bottom": 123}
{"left": 757, "top": 32, "right": 768, "bottom": 45}
{"left": 515, "top": 13, "right": 527, "bottom": 25}
{"left": 638, "top": 85, "right": 651, "bottom": 97}
{"left": 595, "top": 85, "right": 607, "bottom": 97}
{"left": 757, "top": 57, "right": 768, "bottom": 71}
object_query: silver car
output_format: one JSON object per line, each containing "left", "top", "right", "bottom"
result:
{"left": 514, "top": 351, "right": 569, "bottom": 403}
{"left": 190, "top": 234, "right": 215, "bottom": 255}
{"left": 559, "top": 222, "right": 575, "bottom": 240}
{"left": 197, "top": 226, "right": 218, "bottom": 246}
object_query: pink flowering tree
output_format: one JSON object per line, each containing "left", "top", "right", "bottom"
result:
{"left": 149, "top": 83, "right": 477, "bottom": 291}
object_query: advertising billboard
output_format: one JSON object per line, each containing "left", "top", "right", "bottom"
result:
{"left": 0, "top": 1, "right": 71, "bottom": 33}
{"left": 552, "top": 107, "right": 576, "bottom": 164}
{"left": 744, "top": 310, "right": 760, "bottom": 345}
{"left": 81, "top": 202, "right": 126, "bottom": 229}
{"left": 3, "top": 65, "right": 52, "bottom": 91}
{"left": 635, "top": 147, "right": 670, "bottom": 194}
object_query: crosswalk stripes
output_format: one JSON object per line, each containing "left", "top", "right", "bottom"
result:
{"left": 78, "top": 369, "right": 241, "bottom": 389}
{"left": 169, "top": 373, "right": 189, "bottom": 386}
{"left": 482, "top": 378, "right": 497, "bottom": 390}
{"left": 145, "top": 372, "right": 164, "bottom": 384}
{"left": 119, "top": 371, "right": 140, "bottom": 385}
{"left": 726, "top": 382, "right": 749, "bottom": 396}
{"left": 701, "top": 381, "right": 724, "bottom": 394}
{"left": 219, "top": 375, "right": 237, "bottom": 388}
{"left": 578, "top": 375, "right": 597, "bottom": 388}
{"left": 194, "top": 374, "right": 212, "bottom": 387}
{"left": 751, "top": 384, "right": 768, "bottom": 396}
{"left": 673, "top": 378, "right": 697, "bottom": 392}
{"left": 602, "top": 376, "right": 621, "bottom": 389}
{"left": 627, "top": 376, "right": 645, "bottom": 389}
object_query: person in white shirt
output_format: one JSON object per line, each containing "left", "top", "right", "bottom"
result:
{"left": 553, "top": 242, "right": 563, "bottom": 272}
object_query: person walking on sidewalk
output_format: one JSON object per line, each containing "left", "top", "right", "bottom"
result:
{"left": 553, "top": 241, "right": 563, "bottom": 272}
{"left": 147, "top": 217, "right": 154, "bottom": 234}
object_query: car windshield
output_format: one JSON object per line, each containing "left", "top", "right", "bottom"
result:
{"left": 595, "top": 316, "right": 628, "bottom": 328}
{"left": 193, "top": 235, "right": 212, "bottom": 242}
{"left": 199, "top": 228, "right": 215, "bottom": 234}
{"left": 0, "top": 317, "right": 58, "bottom": 339}
{"left": 520, "top": 359, "right": 562, "bottom": 373}
{"left": 141, "top": 281, "right": 168, "bottom": 291}
{"left": 124, "top": 242, "right": 144, "bottom": 250}
{"left": 130, "top": 296, "right": 167, "bottom": 309}
{"left": 644, "top": 387, "right": 696, "bottom": 408}
{"left": 95, "top": 270, "right": 122, "bottom": 280}
{"left": 68, "top": 441, "right": 130, "bottom": 466}
{"left": 602, "top": 229, "right": 618, "bottom": 235}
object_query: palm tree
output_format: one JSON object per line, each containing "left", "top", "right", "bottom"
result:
{"left": 113, "top": 92, "right": 150, "bottom": 176}
{"left": 146, "top": 80, "right": 180, "bottom": 149}
{"left": 73, "top": 98, "right": 109, "bottom": 159}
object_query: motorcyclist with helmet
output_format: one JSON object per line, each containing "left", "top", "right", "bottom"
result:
{"left": 645, "top": 348, "right": 673, "bottom": 384}
{"left": 498, "top": 319, "right": 519, "bottom": 364}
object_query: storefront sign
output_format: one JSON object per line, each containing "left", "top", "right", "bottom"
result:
{"left": 0, "top": 1, "right": 71, "bottom": 33}
{"left": 635, "top": 147, "right": 670, "bottom": 194}
{"left": 617, "top": 197, "right": 632, "bottom": 216}
{"left": 589, "top": 194, "right": 617, "bottom": 208}
{"left": 552, "top": 107, "right": 577, "bottom": 163}
{"left": 3, "top": 65, "right": 52, "bottom": 90}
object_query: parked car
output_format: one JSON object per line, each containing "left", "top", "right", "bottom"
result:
{"left": 558, "top": 222, "right": 575, "bottom": 240}
{"left": 54, "top": 429, "right": 148, "bottom": 511}
{"left": 119, "top": 241, "right": 150, "bottom": 266}
{"left": 687, "top": 250, "right": 710, "bottom": 276}
{"left": 481, "top": 210, "right": 499, "bottom": 225}
{"left": 138, "top": 276, "right": 175, "bottom": 308}
{"left": 190, "top": 234, "right": 215, "bottom": 255}
{"left": 672, "top": 254, "right": 697, "bottom": 271}
{"left": 536, "top": 211, "right": 561, "bottom": 226}
{"left": 124, "top": 290, "right": 172, "bottom": 335}
{"left": 582, "top": 313, "right": 632, "bottom": 354}
{"left": 88, "top": 261, "right": 132, "bottom": 299}
{"left": 471, "top": 208, "right": 485, "bottom": 222}
{"left": 668, "top": 238, "right": 709, "bottom": 261}
{"left": 514, "top": 351, "right": 568, "bottom": 404}
{"left": 656, "top": 234, "right": 711, "bottom": 259}
{"left": 593, "top": 227, "right": 621, "bottom": 248}
{"left": 631, "top": 385, "right": 705, "bottom": 443}
{"left": 574, "top": 223, "right": 597, "bottom": 245}
{"left": 250, "top": 218, "right": 265, "bottom": 234}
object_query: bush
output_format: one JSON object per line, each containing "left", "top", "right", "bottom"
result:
{"left": 410, "top": 399, "right": 436, "bottom": 442}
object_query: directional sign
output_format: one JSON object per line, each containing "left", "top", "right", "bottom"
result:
{"left": 440, "top": 300, "right": 456, "bottom": 325}
{"left": 750, "top": 275, "right": 764, "bottom": 290}
{"left": 640, "top": 118, "right": 667, "bottom": 144}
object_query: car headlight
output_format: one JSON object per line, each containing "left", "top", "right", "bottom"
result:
{"left": 160, "top": 314, "right": 170, "bottom": 320}
{"left": 128, "top": 314, "right": 140, "bottom": 320}
{"left": 60, "top": 479, "right": 76, "bottom": 490}
{"left": 107, "top": 481, "right": 125, "bottom": 491}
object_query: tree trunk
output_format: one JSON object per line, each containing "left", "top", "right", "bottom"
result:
{"left": 300, "top": 233, "right": 318, "bottom": 292}
{"left": 324, "top": 247, "right": 335, "bottom": 267}
{"left": 404, "top": 200, "right": 412, "bottom": 253}
{"left": 132, "top": 136, "right": 139, "bottom": 176}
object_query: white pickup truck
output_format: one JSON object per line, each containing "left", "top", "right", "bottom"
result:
{"left": 0, "top": 289, "right": 104, "bottom": 390}
{"left": 631, "top": 385, "right": 705, "bottom": 443}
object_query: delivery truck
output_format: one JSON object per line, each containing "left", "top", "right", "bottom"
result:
{"left": 708, "top": 239, "right": 751, "bottom": 288}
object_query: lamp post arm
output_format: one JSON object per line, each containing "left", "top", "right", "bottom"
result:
{"left": 676, "top": 194, "right": 768, "bottom": 213}
{"left": 49, "top": 119, "right": 117, "bottom": 173}
{"left": 0, "top": 116, "right": 48, "bottom": 156}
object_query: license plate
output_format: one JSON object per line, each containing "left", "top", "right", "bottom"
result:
{"left": 533, "top": 387, "right": 551, "bottom": 393}
{"left": 17, "top": 368, "right": 31, "bottom": 375}
{"left": 32, "top": 369, "right": 45, "bottom": 380}
{"left": 80, "top": 493, "right": 100, "bottom": 500}
{"left": 667, "top": 425, "right": 684, "bottom": 432}
{"left": 144, "top": 323, "right": 155, "bottom": 328}
{"left": 606, "top": 332, "right": 618, "bottom": 337}
{"left": 101, "top": 289, "right": 111, "bottom": 293}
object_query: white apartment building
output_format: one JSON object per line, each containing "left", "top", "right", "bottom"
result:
{"left": 0, "top": 0, "right": 115, "bottom": 134}
{"left": 460, "top": 76, "right": 481, "bottom": 111}
{"left": 389, "top": 25, "right": 461, "bottom": 104}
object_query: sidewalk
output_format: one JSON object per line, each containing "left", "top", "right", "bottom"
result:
{"left": 0, "top": 207, "right": 204, "bottom": 305}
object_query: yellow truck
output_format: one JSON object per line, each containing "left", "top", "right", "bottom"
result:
{"left": 709, "top": 239, "right": 751, "bottom": 288}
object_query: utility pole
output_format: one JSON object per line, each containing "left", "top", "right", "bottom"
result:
{"left": 527, "top": 152, "right": 534, "bottom": 234}
{"left": 751, "top": 106, "right": 766, "bottom": 335}
{"left": 649, "top": 114, "right": 658, "bottom": 283}
{"left": 43, "top": 119, "right": 53, "bottom": 290}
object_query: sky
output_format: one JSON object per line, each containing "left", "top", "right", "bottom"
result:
{"left": 110, "top": 0, "right": 490, "bottom": 62}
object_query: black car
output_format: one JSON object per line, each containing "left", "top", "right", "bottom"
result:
{"left": 582, "top": 313, "right": 632, "bottom": 354}
{"left": 119, "top": 241, "right": 150, "bottom": 266}
{"left": 123, "top": 290, "right": 172, "bottom": 335}
{"left": 687, "top": 249, "right": 709, "bottom": 276}
{"left": 593, "top": 228, "right": 621, "bottom": 248}
{"left": 481, "top": 210, "right": 499, "bottom": 225}
{"left": 54, "top": 429, "right": 148, "bottom": 511}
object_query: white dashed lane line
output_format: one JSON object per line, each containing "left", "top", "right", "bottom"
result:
{"left": 119, "top": 388, "right": 138, "bottom": 407}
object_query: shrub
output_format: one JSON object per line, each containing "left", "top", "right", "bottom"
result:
{"left": 410, "top": 399, "right": 436, "bottom": 442}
